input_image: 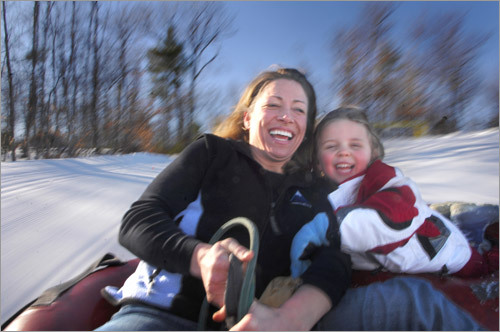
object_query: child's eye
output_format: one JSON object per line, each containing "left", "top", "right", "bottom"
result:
{"left": 351, "top": 143, "right": 364, "bottom": 149}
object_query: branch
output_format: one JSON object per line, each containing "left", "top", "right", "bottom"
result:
{"left": 194, "top": 52, "right": 217, "bottom": 81}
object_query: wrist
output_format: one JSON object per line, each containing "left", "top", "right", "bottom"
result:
{"left": 190, "top": 242, "right": 211, "bottom": 277}
{"left": 277, "top": 284, "right": 332, "bottom": 330}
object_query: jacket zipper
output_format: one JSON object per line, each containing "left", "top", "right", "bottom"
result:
{"left": 269, "top": 176, "right": 291, "bottom": 236}
{"left": 269, "top": 201, "right": 282, "bottom": 235}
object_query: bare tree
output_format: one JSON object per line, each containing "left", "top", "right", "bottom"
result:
{"left": 23, "top": 1, "right": 40, "bottom": 159}
{"left": 89, "top": 2, "right": 100, "bottom": 151}
{"left": 2, "top": 1, "right": 17, "bottom": 161}
{"left": 108, "top": 3, "right": 152, "bottom": 151}
{"left": 77, "top": 2, "right": 94, "bottom": 149}
{"left": 182, "top": 2, "right": 235, "bottom": 142}
{"left": 85, "top": 2, "right": 112, "bottom": 153}
{"left": 36, "top": 2, "right": 54, "bottom": 158}
{"left": 333, "top": 3, "right": 492, "bottom": 134}
{"left": 48, "top": 3, "right": 67, "bottom": 155}
{"left": 3, "top": 1, "right": 160, "bottom": 158}
{"left": 409, "top": 11, "right": 491, "bottom": 131}
{"left": 123, "top": 68, "right": 156, "bottom": 153}
{"left": 333, "top": 3, "right": 401, "bottom": 122}
{"left": 51, "top": 2, "right": 71, "bottom": 156}
{"left": 66, "top": 1, "right": 80, "bottom": 156}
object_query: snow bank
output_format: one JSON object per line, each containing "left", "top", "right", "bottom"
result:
{"left": 1, "top": 153, "right": 172, "bottom": 324}
{"left": 384, "top": 128, "right": 499, "bottom": 204}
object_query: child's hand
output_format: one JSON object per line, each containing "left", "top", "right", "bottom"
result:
{"left": 259, "top": 276, "right": 302, "bottom": 308}
{"left": 290, "top": 212, "right": 331, "bottom": 277}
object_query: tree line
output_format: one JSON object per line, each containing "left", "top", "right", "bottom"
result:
{"left": 1, "top": 1, "right": 233, "bottom": 161}
{"left": 332, "top": 3, "right": 498, "bottom": 135}
{"left": 2, "top": 2, "right": 498, "bottom": 161}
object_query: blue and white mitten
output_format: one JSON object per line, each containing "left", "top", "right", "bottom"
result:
{"left": 290, "top": 212, "right": 331, "bottom": 278}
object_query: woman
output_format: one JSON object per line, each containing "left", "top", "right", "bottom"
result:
{"left": 96, "top": 67, "right": 351, "bottom": 331}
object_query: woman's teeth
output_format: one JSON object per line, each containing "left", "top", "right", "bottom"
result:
{"left": 269, "top": 129, "right": 293, "bottom": 140}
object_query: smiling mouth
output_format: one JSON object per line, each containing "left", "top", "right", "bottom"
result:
{"left": 269, "top": 129, "right": 294, "bottom": 141}
{"left": 336, "top": 163, "right": 354, "bottom": 171}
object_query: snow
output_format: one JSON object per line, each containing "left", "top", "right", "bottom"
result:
{"left": 1, "top": 129, "right": 499, "bottom": 324}
{"left": 383, "top": 129, "right": 499, "bottom": 205}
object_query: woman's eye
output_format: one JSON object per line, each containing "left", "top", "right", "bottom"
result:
{"left": 294, "top": 108, "right": 305, "bottom": 114}
{"left": 265, "top": 104, "right": 279, "bottom": 109}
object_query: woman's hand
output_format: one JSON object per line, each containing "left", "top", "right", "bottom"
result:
{"left": 190, "top": 238, "right": 253, "bottom": 308}
{"left": 213, "top": 285, "right": 332, "bottom": 331}
{"left": 219, "top": 301, "right": 288, "bottom": 331}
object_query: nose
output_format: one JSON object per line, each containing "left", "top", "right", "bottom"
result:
{"left": 337, "top": 147, "right": 350, "bottom": 156}
{"left": 278, "top": 107, "right": 293, "bottom": 122}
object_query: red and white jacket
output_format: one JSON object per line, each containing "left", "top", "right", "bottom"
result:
{"left": 329, "top": 160, "right": 472, "bottom": 274}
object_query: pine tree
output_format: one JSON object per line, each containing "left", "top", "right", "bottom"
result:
{"left": 147, "top": 26, "right": 188, "bottom": 149}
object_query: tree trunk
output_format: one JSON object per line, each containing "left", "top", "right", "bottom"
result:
{"left": 68, "top": 1, "right": 78, "bottom": 156}
{"left": 90, "top": 2, "right": 100, "bottom": 153}
{"left": 2, "top": 2, "right": 16, "bottom": 161}
{"left": 25, "top": 1, "right": 40, "bottom": 160}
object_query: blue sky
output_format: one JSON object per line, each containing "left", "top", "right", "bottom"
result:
{"left": 202, "top": 1, "right": 499, "bottom": 116}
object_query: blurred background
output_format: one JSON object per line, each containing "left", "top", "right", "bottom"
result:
{"left": 1, "top": 1, "right": 498, "bottom": 161}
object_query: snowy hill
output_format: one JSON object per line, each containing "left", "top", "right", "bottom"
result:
{"left": 1, "top": 129, "right": 499, "bottom": 324}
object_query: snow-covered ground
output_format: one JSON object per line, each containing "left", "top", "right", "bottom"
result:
{"left": 1, "top": 129, "right": 499, "bottom": 324}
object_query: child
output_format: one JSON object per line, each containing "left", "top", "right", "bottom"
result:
{"left": 290, "top": 106, "right": 488, "bottom": 278}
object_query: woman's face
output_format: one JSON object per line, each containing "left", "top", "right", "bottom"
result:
{"left": 244, "top": 79, "right": 308, "bottom": 173}
{"left": 317, "top": 119, "right": 372, "bottom": 183}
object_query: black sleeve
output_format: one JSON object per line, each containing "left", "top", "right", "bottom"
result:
{"left": 118, "top": 136, "right": 211, "bottom": 275}
{"left": 301, "top": 245, "right": 352, "bottom": 307}
{"left": 300, "top": 184, "right": 352, "bottom": 306}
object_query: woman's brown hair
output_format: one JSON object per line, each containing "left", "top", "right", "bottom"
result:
{"left": 213, "top": 67, "right": 318, "bottom": 173}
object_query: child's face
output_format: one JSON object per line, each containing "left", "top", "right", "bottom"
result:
{"left": 317, "top": 119, "right": 372, "bottom": 183}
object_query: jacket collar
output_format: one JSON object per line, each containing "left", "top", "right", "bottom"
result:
{"left": 225, "top": 137, "right": 314, "bottom": 188}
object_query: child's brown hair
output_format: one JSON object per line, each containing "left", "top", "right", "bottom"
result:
{"left": 314, "top": 106, "right": 385, "bottom": 169}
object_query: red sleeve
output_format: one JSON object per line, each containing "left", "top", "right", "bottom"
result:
{"left": 353, "top": 160, "right": 419, "bottom": 230}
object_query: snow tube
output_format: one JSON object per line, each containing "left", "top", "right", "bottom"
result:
{"left": 3, "top": 257, "right": 497, "bottom": 331}
{"left": 2, "top": 224, "right": 498, "bottom": 331}
{"left": 350, "top": 221, "right": 499, "bottom": 331}
{"left": 2, "top": 254, "right": 140, "bottom": 331}
{"left": 351, "top": 270, "right": 498, "bottom": 331}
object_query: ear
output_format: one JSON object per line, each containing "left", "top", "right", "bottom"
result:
{"left": 243, "top": 111, "right": 251, "bottom": 130}
{"left": 316, "top": 161, "right": 325, "bottom": 177}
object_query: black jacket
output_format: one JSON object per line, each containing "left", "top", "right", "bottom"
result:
{"left": 118, "top": 134, "right": 351, "bottom": 323}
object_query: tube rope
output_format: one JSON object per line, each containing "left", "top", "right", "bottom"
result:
{"left": 197, "top": 217, "right": 259, "bottom": 330}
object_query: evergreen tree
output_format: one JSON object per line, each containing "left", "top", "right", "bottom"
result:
{"left": 147, "top": 25, "right": 188, "bottom": 148}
